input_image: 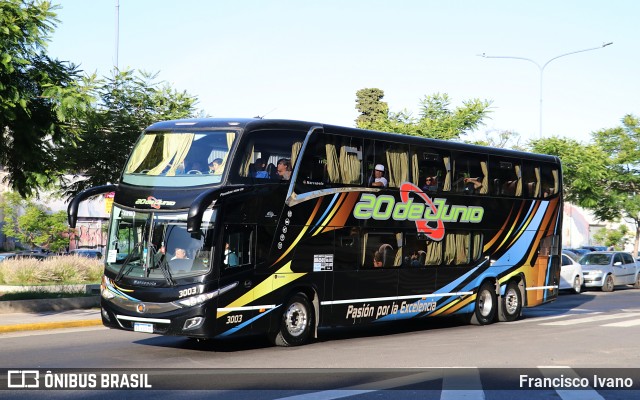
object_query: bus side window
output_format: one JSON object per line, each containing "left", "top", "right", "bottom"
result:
{"left": 223, "top": 225, "right": 254, "bottom": 269}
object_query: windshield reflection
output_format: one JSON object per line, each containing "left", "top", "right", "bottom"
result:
{"left": 106, "top": 206, "right": 216, "bottom": 282}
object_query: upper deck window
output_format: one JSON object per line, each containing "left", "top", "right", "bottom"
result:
{"left": 122, "top": 129, "right": 238, "bottom": 187}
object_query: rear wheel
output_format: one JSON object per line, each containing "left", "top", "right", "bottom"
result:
{"left": 499, "top": 281, "right": 522, "bottom": 322}
{"left": 602, "top": 274, "right": 614, "bottom": 292}
{"left": 572, "top": 276, "right": 582, "bottom": 294}
{"left": 470, "top": 281, "right": 497, "bottom": 325}
{"left": 269, "top": 293, "right": 314, "bottom": 347}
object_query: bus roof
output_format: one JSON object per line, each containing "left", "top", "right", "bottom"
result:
{"left": 144, "top": 118, "right": 560, "bottom": 164}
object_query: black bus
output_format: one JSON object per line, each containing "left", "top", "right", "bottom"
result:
{"left": 68, "top": 118, "right": 562, "bottom": 346}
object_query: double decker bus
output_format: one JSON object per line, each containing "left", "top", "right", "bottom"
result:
{"left": 68, "top": 118, "right": 562, "bottom": 346}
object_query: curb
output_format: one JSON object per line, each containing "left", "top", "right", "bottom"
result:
{"left": 0, "top": 319, "right": 103, "bottom": 333}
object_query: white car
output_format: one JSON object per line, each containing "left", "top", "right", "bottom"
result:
{"left": 579, "top": 251, "right": 640, "bottom": 292}
{"left": 560, "top": 253, "right": 583, "bottom": 293}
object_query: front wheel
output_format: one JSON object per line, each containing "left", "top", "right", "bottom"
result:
{"left": 573, "top": 276, "right": 582, "bottom": 294}
{"left": 602, "top": 274, "right": 614, "bottom": 292}
{"left": 499, "top": 281, "right": 522, "bottom": 322}
{"left": 470, "top": 281, "right": 497, "bottom": 325}
{"left": 269, "top": 293, "right": 314, "bottom": 347}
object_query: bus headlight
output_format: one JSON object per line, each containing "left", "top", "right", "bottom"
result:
{"left": 175, "top": 291, "right": 218, "bottom": 308}
{"left": 101, "top": 276, "right": 116, "bottom": 299}
{"left": 173, "top": 282, "right": 238, "bottom": 308}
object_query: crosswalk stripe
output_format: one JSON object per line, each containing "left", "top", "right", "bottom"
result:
{"left": 602, "top": 318, "right": 640, "bottom": 327}
{"left": 540, "top": 312, "right": 640, "bottom": 326}
{"left": 440, "top": 368, "right": 483, "bottom": 400}
{"left": 512, "top": 313, "right": 601, "bottom": 324}
{"left": 540, "top": 367, "right": 605, "bottom": 400}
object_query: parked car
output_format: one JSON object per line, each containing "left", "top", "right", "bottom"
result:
{"left": 70, "top": 249, "right": 103, "bottom": 259}
{"left": 0, "top": 253, "right": 17, "bottom": 262}
{"left": 0, "top": 252, "right": 49, "bottom": 261}
{"left": 562, "top": 249, "right": 579, "bottom": 262}
{"left": 564, "top": 248, "right": 591, "bottom": 258}
{"left": 579, "top": 251, "right": 640, "bottom": 292}
{"left": 580, "top": 245, "right": 608, "bottom": 252}
{"left": 560, "top": 253, "right": 583, "bottom": 293}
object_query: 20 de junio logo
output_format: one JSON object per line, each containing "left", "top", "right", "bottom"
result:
{"left": 7, "top": 370, "right": 152, "bottom": 389}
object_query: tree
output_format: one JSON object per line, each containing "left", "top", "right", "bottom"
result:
{"left": 530, "top": 115, "right": 640, "bottom": 255}
{"left": 0, "top": 0, "right": 92, "bottom": 197}
{"left": 355, "top": 88, "right": 389, "bottom": 129}
{"left": 592, "top": 225, "right": 631, "bottom": 251}
{"left": 467, "top": 129, "right": 523, "bottom": 150}
{"left": 58, "top": 69, "right": 198, "bottom": 196}
{"left": 355, "top": 89, "right": 492, "bottom": 141}
{"left": 0, "top": 191, "right": 70, "bottom": 252}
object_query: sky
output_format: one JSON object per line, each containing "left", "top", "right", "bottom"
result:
{"left": 46, "top": 0, "right": 639, "bottom": 145}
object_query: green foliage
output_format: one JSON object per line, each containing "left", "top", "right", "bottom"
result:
{"left": 355, "top": 88, "right": 389, "bottom": 129}
{"left": 592, "top": 225, "right": 630, "bottom": 251}
{"left": 0, "top": 0, "right": 94, "bottom": 197}
{"left": 355, "top": 89, "right": 492, "bottom": 140}
{"left": 0, "top": 255, "right": 102, "bottom": 284}
{"left": 465, "top": 129, "right": 523, "bottom": 150}
{"left": 529, "top": 137, "right": 610, "bottom": 209}
{"left": 57, "top": 69, "right": 198, "bottom": 196}
{"left": 530, "top": 115, "right": 640, "bottom": 254}
{"left": 0, "top": 191, "right": 70, "bottom": 252}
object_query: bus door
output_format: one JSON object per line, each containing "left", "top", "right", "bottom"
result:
{"left": 215, "top": 224, "right": 257, "bottom": 337}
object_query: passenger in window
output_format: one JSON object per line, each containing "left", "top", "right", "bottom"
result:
{"left": 253, "top": 158, "right": 269, "bottom": 178}
{"left": 369, "top": 164, "right": 388, "bottom": 187}
{"left": 463, "top": 177, "right": 483, "bottom": 193}
{"left": 224, "top": 243, "right": 239, "bottom": 267}
{"left": 422, "top": 176, "right": 438, "bottom": 192}
{"left": 171, "top": 248, "right": 189, "bottom": 260}
{"left": 373, "top": 251, "right": 383, "bottom": 268}
{"left": 209, "top": 158, "right": 223, "bottom": 174}
{"left": 276, "top": 158, "right": 292, "bottom": 180}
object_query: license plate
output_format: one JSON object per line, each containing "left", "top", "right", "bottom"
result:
{"left": 134, "top": 322, "right": 154, "bottom": 333}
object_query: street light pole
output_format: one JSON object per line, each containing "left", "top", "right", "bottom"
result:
{"left": 479, "top": 42, "right": 613, "bottom": 138}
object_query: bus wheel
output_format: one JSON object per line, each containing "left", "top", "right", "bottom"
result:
{"left": 499, "top": 281, "right": 522, "bottom": 322}
{"left": 270, "top": 293, "right": 314, "bottom": 347}
{"left": 470, "top": 281, "right": 497, "bottom": 325}
{"left": 602, "top": 275, "right": 614, "bottom": 292}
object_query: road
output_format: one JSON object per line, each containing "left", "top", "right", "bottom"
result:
{"left": 1, "top": 288, "right": 639, "bottom": 398}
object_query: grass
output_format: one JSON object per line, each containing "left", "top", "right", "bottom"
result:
{"left": 0, "top": 255, "right": 102, "bottom": 301}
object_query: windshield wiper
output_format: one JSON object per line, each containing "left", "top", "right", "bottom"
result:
{"left": 115, "top": 242, "right": 143, "bottom": 282}
{"left": 151, "top": 250, "right": 176, "bottom": 286}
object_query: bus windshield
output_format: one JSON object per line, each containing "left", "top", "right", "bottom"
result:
{"left": 105, "top": 206, "right": 217, "bottom": 281}
{"left": 122, "top": 129, "right": 238, "bottom": 187}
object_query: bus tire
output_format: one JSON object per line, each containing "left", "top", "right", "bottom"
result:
{"left": 270, "top": 293, "right": 314, "bottom": 347}
{"left": 470, "top": 281, "right": 497, "bottom": 325}
{"left": 499, "top": 281, "right": 522, "bottom": 322}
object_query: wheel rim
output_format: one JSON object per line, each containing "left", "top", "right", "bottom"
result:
{"left": 573, "top": 277, "right": 581, "bottom": 292}
{"left": 605, "top": 276, "right": 613, "bottom": 291}
{"left": 504, "top": 288, "right": 519, "bottom": 315}
{"left": 284, "top": 301, "right": 308, "bottom": 337}
{"left": 478, "top": 290, "right": 493, "bottom": 317}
